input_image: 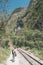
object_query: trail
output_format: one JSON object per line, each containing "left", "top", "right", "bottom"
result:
{"left": 6, "top": 49, "right": 19, "bottom": 65}
{"left": 0, "top": 49, "right": 43, "bottom": 65}
{"left": 6, "top": 49, "right": 30, "bottom": 65}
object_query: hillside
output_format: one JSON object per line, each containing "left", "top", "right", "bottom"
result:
{"left": 6, "top": 0, "right": 43, "bottom": 31}
{"left": 22, "top": 0, "right": 43, "bottom": 30}
{"left": 2, "top": 0, "right": 43, "bottom": 49}
{"left": 0, "top": 0, "right": 43, "bottom": 61}
{"left": 5, "top": 7, "right": 27, "bottom": 34}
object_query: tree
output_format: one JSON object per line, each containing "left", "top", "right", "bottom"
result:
{"left": 0, "top": 0, "right": 8, "bottom": 48}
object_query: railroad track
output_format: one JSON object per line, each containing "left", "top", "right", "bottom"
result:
{"left": 17, "top": 48, "right": 43, "bottom": 65}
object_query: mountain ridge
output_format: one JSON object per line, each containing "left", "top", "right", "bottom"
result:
{"left": 6, "top": 0, "right": 43, "bottom": 31}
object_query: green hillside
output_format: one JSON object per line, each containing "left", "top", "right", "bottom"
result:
{"left": 0, "top": 0, "right": 43, "bottom": 61}
{"left": 23, "top": 0, "right": 43, "bottom": 30}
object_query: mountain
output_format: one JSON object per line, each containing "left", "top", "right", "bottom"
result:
{"left": 5, "top": 7, "right": 27, "bottom": 34}
{"left": 0, "top": 0, "right": 43, "bottom": 61}
{"left": 0, "top": 0, "right": 43, "bottom": 48}
{"left": 22, "top": 0, "right": 43, "bottom": 30}
{"left": 6, "top": 0, "right": 43, "bottom": 31}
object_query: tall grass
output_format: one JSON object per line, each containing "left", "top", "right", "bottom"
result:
{"left": 0, "top": 47, "right": 10, "bottom": 63}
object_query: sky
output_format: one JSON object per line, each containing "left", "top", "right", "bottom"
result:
{"left": 0, "top": 0, "right": 31, "bottom": 14}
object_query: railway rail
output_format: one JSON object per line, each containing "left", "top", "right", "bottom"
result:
{"left": 17, "top": 48, "right": 43, "bottom": 65}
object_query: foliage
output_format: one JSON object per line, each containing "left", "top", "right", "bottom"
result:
{"left": 0, "top": 0, "right": 43, "bottom": 61}
{"left": 11, "top": 29, "right": 43, "bottom": 50}
{"left": 0, "top": 47, "right": 10, "bottom": 63}
{"left": 25, "top": 0, "right": 43, "bottom": 30}
{"left": 30, "top": 48, "right": 43, "bottom": 60}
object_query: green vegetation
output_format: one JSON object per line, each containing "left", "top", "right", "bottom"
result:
{"left": 10, "top": 28, "right": 43, "bottom": 60}
{"left": 25, "top": 0, "right": 43, "bottom": 30}
{"left": 23, "top": 47, "right": 43, "bottom": 60}
{"left": 31, "top": 48, "right": 43, "bottom": 60}
{"left": 12, "top": 29, "right": 43, "bottom": 49}
{"left": 0, "top": 47, "right": 10, "bottom": 63}
{"left": 0, "top": 0, "right": 43, "bottom": 62}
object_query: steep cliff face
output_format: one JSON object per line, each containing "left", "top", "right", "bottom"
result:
{"left": 23, "top": 0, "right": 43, "bottom": 30}
{"left": 5, "top": 7, "right": 27, "bottom": 33}
{"left": 6, "top": 0, "right": 43, "bottom": 31}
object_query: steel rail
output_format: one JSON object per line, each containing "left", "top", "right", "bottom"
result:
{"left": 18, "top": 48, "right": 43, "bottom": 65}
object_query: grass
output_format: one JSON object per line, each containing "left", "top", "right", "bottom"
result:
{"left": 30, "top": 48, "right": 43, "bottom": 60}
{"left": 23, "top": 47, "right": 43, "bottom": 60}
{"left": 0, "top": 47, "right": 11, "bottom": 63}
{"left": 12, "top": 29, "right": 43, "bottom": 60}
